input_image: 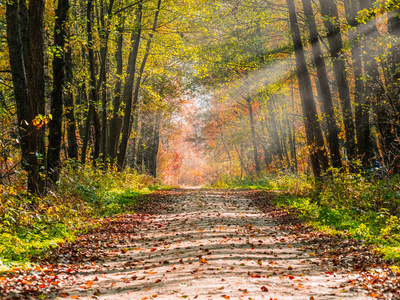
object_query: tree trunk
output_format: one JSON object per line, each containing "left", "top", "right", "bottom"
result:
{"left": 64, "top": 37, "right": 78, "bottom": 161}
{"left": 26, "top": 0, "right": 46, "bottom": 195}
{"left": 344, "top": 0, "right": 371, "bottom": 166}
{"left": 150, "top": 117, "right": 161, "bottom": 177}
{"left": 116, "top": 3, "right": 143, "bottom": 170}
{"left": 287, "top": 0, "right": 328, "bottom": 178}
{"left": 81, "top": 0, "right": 101, "bottom": 165}
{"left": 98, "top": 0, "right": 115, "bottom": 169}
{"left": 18, "top": 0, "right": 29, "bottom": 68}
{"left": 361, "top": 0, "right": 399, "bottom": 173}
{"left": 6, "top": 1, "right": 30, "bottom": 178}
{"left": 245, "top": 97, "right": 261, "bottom": 173}
{"left": 47, "top": 0, "right": 70, "bottom": 184}
{"left": 388, "top": 8, "right": 400, "bottom": 78}
{"left": 302, "top": 0, "right": 342, "bottom": 169}
{"left": 108, "top": 16, "right": 125, "bottom": 165}
{"left": 319, "top": 0, "right": 356, "bottom": 161}
{"left": 268, "top": 98, "right": 284, "bottom": 165}
{"left": 117, "top": 0, "right": 161, "bottom": 170}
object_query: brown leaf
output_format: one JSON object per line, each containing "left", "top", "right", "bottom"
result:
{"left": 261, "top": 286, "right": 268, "bottom": 292}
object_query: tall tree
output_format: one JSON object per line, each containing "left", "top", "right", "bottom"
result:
{"left": 344, "top": 0, "right": 370, "bottom": 165}
{"left": 108, "top": 15, "right": 125, "bottom": 165}
{"left": 26, "top": 0, "right": 46, "bottom": 195}
{"left": 388, "top": 8, "right": 400, "bottom": 78}
{"left": 360, "top": 0, "right": 400, "bottom": 173}
{"left": 6, "top": 1, "right": 30, "bottom": 182}
{"left": 244, "top": 97, "right": 261, "bottom": 173}
{"left": 47, "top": 0, "right": 70, "bottom": 183}
{"left": 287, "top": 0, "right": 328, "bottom": 178}
{"left": 116, "top": 3, "right": 143, "bottom": 170}
{"left": 81, "top": 0, "right": 101, "bottom": 165}
{"left": 319, "top": 0, "right": 356, "bottom": 162}
{"left": 64, "top": 29, "right": 78, "bottom": 160}
{"left": 302, "top": 0, "right": 342, "bottom": 169}
{"left": 98, "top": 0, "right": 115, "bottom": 169}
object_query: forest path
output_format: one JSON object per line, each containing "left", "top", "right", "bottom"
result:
{"left": 42, "top": 189, "right": 376, "bottom": 300}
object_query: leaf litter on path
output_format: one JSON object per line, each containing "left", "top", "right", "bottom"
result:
{"left": 1, "top": 189, "right": 398, "bottom": 299}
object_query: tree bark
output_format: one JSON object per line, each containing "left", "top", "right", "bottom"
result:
{"left": 344, "top": 0, "right": 371, "bottom": 166}
{"left": 116, "top": 3, "right": 143, "bottom": 170}
{"left": 98, "top": 0, "right": 115, "bottom": 169}
{"left": 6, "top": 1, "right": 30, "bottom": 177}
{"left": 47, "top": 0, "right": 70, "bottom": 184}
{"left": 268, "top": 98, "right": 284, "bottom": 166}
{"left": 81, "top": 0, "right": 101, "bottom": 165}
{"left": 302, "top": 0, "right": 342, "bottom": 169}
{"left": 361, "top": 0, "right": 399, "bottom": 173}
{"left": 18, "top": 0, "right": 29, "bottom": 68}
{"left": 245, "top": 97, "right": 261, "bottom": 173}
{"left": 64, "top": 38, "right": 78, "bottom": 161}
{"left": 388, "top": 8, "right": 400, "bottom": 78}
{"left": 26, "top": 0, "right": 46, "bottom": 195}
{"left": 287, "top": 0, "right": 328, "bottom": 178}
{"left": 319, "top": 0, "right": 356, "bottom": 161}
{"left": 117, "top": 0, "right": 161, "bottom": 170}
{"left": 108, "top": 16, "right": 125, "bottom": 165}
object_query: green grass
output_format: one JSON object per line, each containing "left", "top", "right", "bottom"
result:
{"left": 0, "top": 164, "right": 169, "bottom": 268}
{"left": 215, "top": 171, "right": 400, "bottom": 262}
{"left": 272, "top": 194, "right": 400, "bottom": 261}
{"left": 213, "top": 172, "right": 313, "bottom": 195}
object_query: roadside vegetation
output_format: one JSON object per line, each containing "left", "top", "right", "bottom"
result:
{"left": 0, "top": 164, "right": 168, "bottom": 269}
{"left": 214, "top": 171, "right": 400, "bottom": 262}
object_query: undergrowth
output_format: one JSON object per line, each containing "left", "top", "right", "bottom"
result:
{"left": 0, "top": 163, "right": 168, "bottom": 268}
{"left": 215, "top": 170, "right": 400, "bottom": 262}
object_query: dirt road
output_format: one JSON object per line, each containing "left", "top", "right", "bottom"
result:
{"left": 42, "top": 189, "right": 376, "bottom": 300}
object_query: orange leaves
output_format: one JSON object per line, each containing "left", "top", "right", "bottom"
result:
{"left": 86, "top": 280, "right": 94, "bottom": 286}
{"left": 200, "top": 258, "right": 208, "bottom": 264}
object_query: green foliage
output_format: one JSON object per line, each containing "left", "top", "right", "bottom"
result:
{"left": 0, "top": 164, "right": 164, "bottom": 266}
{"left": 213, "top": 172, "right": 313, "bottom": 196}
{"left": 216, "top": 171, "right": 400, "bottom": 262}
{"left": 277, "top": 172, "right": 400, "bottom": 261}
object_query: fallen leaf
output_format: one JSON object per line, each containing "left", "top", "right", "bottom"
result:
{"left": 261, "top": 286, "right": 268, "bottom": 292}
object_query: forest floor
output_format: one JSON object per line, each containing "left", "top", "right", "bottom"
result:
{"left": 2, "top": 189, "right": 400, "bottom": 300}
